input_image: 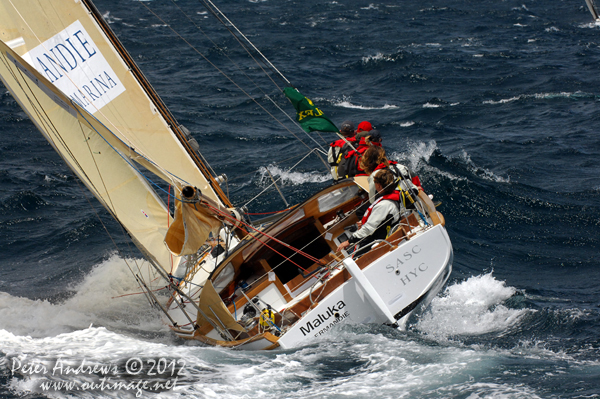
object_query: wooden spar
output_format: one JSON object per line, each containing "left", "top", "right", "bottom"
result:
{"left": 80, "top": 0, "right": 233, "bottom": 208}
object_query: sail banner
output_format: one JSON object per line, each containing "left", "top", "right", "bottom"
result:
{"left": 22, "top": 20, "right": 126, "bottom": 115}
{"left": 0, "top": 0, "right": 227, "bottom": 206}
{"left": 283, "top": 87, "right": 338, "bottom": 133}
{"left": 0, "top": 40, "right": 178, "bottom": 272}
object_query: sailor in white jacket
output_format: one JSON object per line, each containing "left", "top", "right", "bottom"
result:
{"left": 337, "top": 169, "right": 403, "bottom": 254}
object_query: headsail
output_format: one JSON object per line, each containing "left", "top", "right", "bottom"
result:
{"left": 0, "top": 40, "right": 177, "bottom": 272}
{"left": 0, "top": 0, "right": 231, "bottom": 207}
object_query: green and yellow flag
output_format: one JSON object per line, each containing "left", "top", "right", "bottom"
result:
{"left": 283, "top": 87, "right": 338, "bottom": 133}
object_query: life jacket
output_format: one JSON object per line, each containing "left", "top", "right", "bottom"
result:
{"left": 339, "top": 137, "right": 380, "bottom": 178}
{"left": 360, "top": 191, "right": 401, "bottom": 244}
{"left": 328, "top": 137, "right": 356, "bottom": 180}
{"left": 386, "top": 163, "right": 419, "bottom": 209}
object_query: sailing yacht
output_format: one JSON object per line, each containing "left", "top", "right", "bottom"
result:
{"left": 0, "top": 0, "right": 453, "bottom": 349}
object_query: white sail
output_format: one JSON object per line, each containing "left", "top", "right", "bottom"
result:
{"left": 0, "top": 40, "right": 178, "bottom": 272}
{"left": 586, "top": 0, "right": 600, "bottom": 20}
{"left": 0, "top": 0, "right": 229, "bottom": 206}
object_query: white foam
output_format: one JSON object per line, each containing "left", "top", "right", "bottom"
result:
{"left": 334, "top": 100, "right": 399, "bottom": 110}
{"left": 389, "top": 140, "right": 438, "bottom": 172}
{"left": 483, "top": 91, "right": 593, "bottom": 105}
{"left": 0, "top": 256, "right": 166, "bottom": 338}
{"left": 360, "top": 3, "right": 379, "bottom": 10}
{"left": 324, "top": 95, "right": 399, "bottom": 110}
{"left": 257, "top": 164, "right": 331, "bottom": 186}
{"left": 389, "top": 140, "right": 466, "bottom": 183}
{"left": 417, "top": 273, "right": 531, "bottom": 341}
{"left": 457, "top": 149, "right": 510, "bottom": 183}
{"left": 578, "top": 21, "right": 600, "bottom": 28}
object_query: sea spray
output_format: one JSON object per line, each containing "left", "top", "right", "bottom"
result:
{"left": 416, "top": 273, "right": 530, "bottom": 341}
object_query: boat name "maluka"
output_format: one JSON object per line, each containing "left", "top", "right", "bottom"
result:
{"left": 299, "top": 301, "right": 347, "bottom": 336}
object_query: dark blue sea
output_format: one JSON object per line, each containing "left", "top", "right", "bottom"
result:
{"left": 1, "top": 0, "right": 600, "bottom": 397}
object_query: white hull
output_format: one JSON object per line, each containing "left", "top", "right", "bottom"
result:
{"left": 275, "top": 225, "right": 452, "bottom": 349}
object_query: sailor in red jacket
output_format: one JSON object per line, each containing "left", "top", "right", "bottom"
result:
{"left": 327, "top": 120, "right": 356, "bottom": 180}
{"left": 338, "top": 130, "right": 382, "bottom": 178}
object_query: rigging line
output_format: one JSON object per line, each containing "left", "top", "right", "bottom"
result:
{"left": 243, "top": 148, "right": 322, "bottom": 208}
{"left": 137, "top": 2, "right": 326, "bottom": 156}
{"left": 8, "top": 1, "right": 188, "bottom": 188}
{"left": 168, "top": 0, "right": 283, "bottom": 92}
{"left": 180, "top": 0, "right": 329, "bottom": 155}
{"left": 196, "top": 0, "right": 291, "bottom": 86}
{"left": 169, "top": 1, "right": 329, "bottom": 156}
{"left": 204, "top": 201, "right": 322, "bottom": 265}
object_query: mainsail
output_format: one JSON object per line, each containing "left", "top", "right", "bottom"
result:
{"left": 0, "top": 0, "right": 231, "bottom": 207}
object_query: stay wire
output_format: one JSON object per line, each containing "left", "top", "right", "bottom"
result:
{"left": 194, "top": 0, "right": 291, "bottom": 86}
{"left": 169, "top": 0, "right": 284, "bottom": 92}
{"left": 137, "top": 1, "right": 328, "bottom": 157}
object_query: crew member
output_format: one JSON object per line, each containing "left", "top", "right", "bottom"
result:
{"left": 327, "top": 120, "right": 356, "bottom": 180}
{"left": 339, "top": 130, "right": 382, "bottom": 178}
{"left": 355, "top": 120, "right": 373, "bottom": 139}
{"left": 337, "top": 169, "right": 402, "bottom": 255}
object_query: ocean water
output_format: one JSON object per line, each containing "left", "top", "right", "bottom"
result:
{"left": 1, "top": 0, "right": 600, "bottom": 397}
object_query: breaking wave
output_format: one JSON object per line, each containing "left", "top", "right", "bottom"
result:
{"left": 317, "top": 96, "right": 399, "bottom": 110}
{"left": 0, "top": 256, "right": 166, "bottom": 339}
{"left": 456, "top": 149, "right": 510, "bottom": 183}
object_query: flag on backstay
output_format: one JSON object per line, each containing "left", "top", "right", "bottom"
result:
{"left": 283, "top": 87, "right": 338, "bottom": 133}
